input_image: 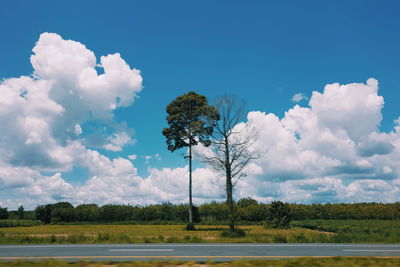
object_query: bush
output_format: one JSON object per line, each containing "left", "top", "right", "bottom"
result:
{"left": 185, "top": 223, "right": 195, "bottom": 231}
{"left": 0, "top": 219, "right": 42, "bottom": 228}
{"left": 266, "top": 201, "right": 291, "bottom": 229}
{"left": 219, "top": 228, "right": 246, "bottom": 238}
{"left": 273, "top": 234, "right": 288, "bottom": 243}
{"left": 0, "top": 207, "right": 8, "bottom": 219}
{"left": 293, "top": 233, "right": 309, "bottom": 243}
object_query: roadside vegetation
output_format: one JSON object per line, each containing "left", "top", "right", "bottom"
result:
{"left": 0, "top": 224, "right": 331, "bottom": 244}
{"left": 1, "top": 220, "right": 400, "bottom": 244}
{"left": 291, "top": 219, "right": 400, "bottom": 243}
{"left": 1, "top": 258, "right": 400, "bottom": 267}
{"left": 2, "top": 201, "right": 400, "bottom": 244}
{"left": 4, "top": 200, "right": 400, "bottom": 225}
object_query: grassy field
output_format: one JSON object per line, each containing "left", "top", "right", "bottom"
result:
{"left": 0, "top": 224, "right": 331, "bottom": 244}
{"left": 291, "top": 220, "right": 400, "bottom": 243}
{"left": 1, "top": 258, "right": 400, "bottom": 267}
{"left": 1, "top": 220, "right": 400, "bottom": 244}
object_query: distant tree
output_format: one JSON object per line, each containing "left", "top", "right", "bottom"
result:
{"left": 17, "top": 205, "right": 24, "bottom": 220}
{"left": 162, "top": 91, "right": 219, "bottom": 226}
{"left": 35, "top": 205, "right": 52, "bottom": 223}
{"left": 0, "top": 207, "right": 8, "bottom": 219}
{"left": 51, "top": 202, "right": 75, "bottom": 223}
{"left": 266, "top": 201, "right": 291, "bottom": 229}
{"left": 237, "top": 197, "right": 258, "bottom": 208}
{"left": 198, "top": 95, "right": 260, "bottom": 232}
{"left": 75, "top": 204, "right": 100, "bottom": 221}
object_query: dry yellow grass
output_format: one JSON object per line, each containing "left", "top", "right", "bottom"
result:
{"left": 1, "top": 258, "right": 400, "bottom": 267}
{"left": 0, "top": 224, "right": 331, "bottom": 243}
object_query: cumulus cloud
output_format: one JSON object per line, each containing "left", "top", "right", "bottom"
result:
{"left": 231, "top": 79, "right": 400, "bottom": 203}
{"left": 0, "top": 33, "right": 145, "bottom": 208}
{"left": 291, "top": 93, "right": 308, "bottom": 102}
{"left": 0, "top": 33, "right": 142, "bottom": 174}
{"left": 1, "top": 32, "right": 400, "bottom": 209}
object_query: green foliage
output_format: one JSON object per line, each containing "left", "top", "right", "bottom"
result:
{"left": 35, "top": 204, "right": 52, "bottom": 223}
{"left": 9, "top": 201, "right": 400, "bottom": 225}
{"left": 220, "top": 228, "right": 246, "bottom": 238}
{"left": 51, "top": 202, "right": 75, "bottom": 223}
{"left": 17, "top": 205, "right": 24, "bottom": 220}
{"left": 272, "top": 234, "right": 288, "bottom": 243}
{"left": 75, "top": 204, "right": 100, "bottom": 221}
{"left": 35, "top": 202, "right": 75, "bottom": 223}
{"left": 0, "top": 207, "right": 8, "bottom": 219}
{"left": 237, "top": 197, "right": 258, "bottom": 208}
{"left": 162, "top": 91, "right": 219, "bottom": 152}
{"left": 265, "top": 201, "right": 291, "bottom": 229}
{"left": 291, "top": 219, "right": 400, "bottom": 243}
{"left": 0, "top": 219, "right": 42, "bottom": 227}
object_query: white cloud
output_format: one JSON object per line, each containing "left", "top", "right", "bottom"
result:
{"left": 227, "top": 78, "right": 400, "bottom": 203}
{"left": 128, "top": 154, "right": 137, "bottom": 160}
{"left": 1, "top": 32, "right": 400, "bottom": 209}
{"left": 291, "top": 93, "right": 308, "bottom": 102}
{"left": 0, "top": 33, "right": 142, "bottom": 173}
{"left": 103, "top": 132, "right": 134, "bottom": 152}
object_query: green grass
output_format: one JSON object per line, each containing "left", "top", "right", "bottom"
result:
{"left": 1, "top": 220, "right": 400, "bottom": 244}
{"left": 1, "top": 258, "right": 400, "bottom": 267}
{"left": 291, "top": 220, "right": 400, "bottom": 243}
{"left": 0, "top": 220, "right": 42, "bottom": 228}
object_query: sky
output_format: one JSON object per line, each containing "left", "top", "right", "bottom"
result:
{"left": 1, "top": 0, "right": 400, "bottom": 209}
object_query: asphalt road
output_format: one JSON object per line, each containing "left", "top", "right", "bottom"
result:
{"left": 1, "top": 243, "right": 400, "bottom": 261}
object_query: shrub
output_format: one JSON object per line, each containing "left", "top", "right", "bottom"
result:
{"left": 0, "top": 219, "right": 42, "bottom": 227}
{"left": 0, "top": 207, "right": 8, "bottom": 219}
{"left": 273, "top": 234, "right": 288, "bottom": 243}
{"left": 266, "top": 201, "right": 291, "bottom": 229}
{"left": 219, "top": 229, "right": 246, "bottom": 238}
{"left": 293, "top": 233, "right": 309, "bottom": 243}
{"left": 185, "top": 223, "right": 195, "bottom": 231}
{"left": 166, "top": 236, "right": 180, "bottom": 243}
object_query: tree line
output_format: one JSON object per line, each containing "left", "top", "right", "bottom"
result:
{"left": 2, "top": 200, "right": 400, "bottom": 224}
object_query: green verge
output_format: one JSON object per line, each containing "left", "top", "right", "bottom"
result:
{"left": 291, "top": 219, "right": 400, "bottom": 243}
{"left": 1, "top": 220, "right": 400, "bottom": 244}
{"left": 0, "top": 224, "right": 331, "bottom": 244}
{"left": 1, "top": 258, "right": 400, "bottom": 267}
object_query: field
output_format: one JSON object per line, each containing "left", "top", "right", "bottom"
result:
{"left": 291, "top": 220, "right": 400, "bottom": 243}
{"left": 1, "top": 220, "right": 400, "bottom": 244}
{"left": 1, "top": 258, "right": 400, "bottom": 267}
{"left": 0, "top": 224, "right": 331, "bottom": 244}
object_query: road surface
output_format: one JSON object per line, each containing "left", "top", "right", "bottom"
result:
{"left": 1, "top": 243, "right": 400, "bottom": 261}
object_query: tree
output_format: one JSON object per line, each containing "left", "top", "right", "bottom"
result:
{"left": 35, "top": 204, "right": 52, "bottom": 223}
{"left": 0, "top": 206, "right": 8, "bottom": 219}
{"left": 17, "top": 205, "right": 24, "bottom": 220}
{"left": 199, "top": 94, "right": 260, "bottom": 232}
{"left": 162, "top": 91, "right": 219, "bottom": 226}
{"left": 266, "top": 201, "right": 291, "bottom": 229}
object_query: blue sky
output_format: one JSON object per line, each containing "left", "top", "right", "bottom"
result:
{"left": 1, "top": 1, "right": 400, "bottom": 208}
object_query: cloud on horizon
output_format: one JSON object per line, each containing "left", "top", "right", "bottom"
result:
{"left": 0, "top": 33, "right": 399, "bottom": 209}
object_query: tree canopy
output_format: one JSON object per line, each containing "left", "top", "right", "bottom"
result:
{"left": 162, "top": 91, "right": 220, "bottom": 152}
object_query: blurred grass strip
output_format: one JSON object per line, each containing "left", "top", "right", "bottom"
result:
{"left": 1, "top": 258, "right": 400, "bottom": 266}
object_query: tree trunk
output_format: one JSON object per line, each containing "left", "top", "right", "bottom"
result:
{"left": 188, "top": 143, "right": 193, "bottom": 224}
{"left": 225, "top": 137, "right": 235, "bottom": 232}
{"left": 227, "top": 170, "right": 235, "bottom": 232}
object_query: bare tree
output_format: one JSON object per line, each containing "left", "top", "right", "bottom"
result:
{"left": 200, "top": 94, "right": 261, "bottom": 232}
